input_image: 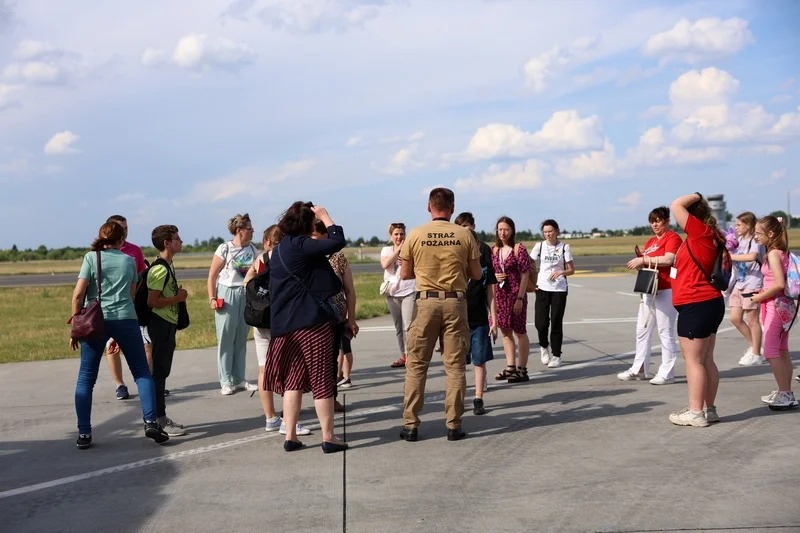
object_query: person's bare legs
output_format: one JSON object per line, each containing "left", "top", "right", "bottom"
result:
{"left": 768, "top": 350, "right": 793, "bottom": 391}
{"left": 106, "top": 350, "right": 125, "bottom": 387}
{"left": 516, "top": 332, "right": 530, "bottom": 368}
{"left": 500, "top": 328, "right": 516, "bottom": 367}
{"left": 703, "top": 334, "right": 719, "bottom": 408}
{"left": 313, "top": 397, "right": 344, "bottom": 444}
{"left": 745, "top": 309, "right": 763, "bottom": 356}
{"left": 282, "top": 390, "right": 302, "bottom": 441}
{"left": 679, "top": 336, "right": 711, "bottom": 412}
{"left": 475, "top": 364, "right": 486, "bottom": 399}
{"left": 258, "top": 365, "right": 277, "bottom": 419}
{"left": 730, "top": 307, "right": 750, "bottom": 351}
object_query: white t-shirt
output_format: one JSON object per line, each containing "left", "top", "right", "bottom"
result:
{"left": 531, "top": 241, "right": 572, "bottom": 292}
{"left": 381, "top": 245, "right": 415, "bottom": 298}
{"left": 215, "top": 241, "right": 259, "bottom": 288}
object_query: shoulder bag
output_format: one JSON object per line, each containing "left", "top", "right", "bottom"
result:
{"left": 276, "top": 244, "right": 340, "bottom": 323}
{"left": 68, "top": 251, "right": 105, "bottom": 341}
{"left": 513, "top": 243, "right": 537, "bottom": 293}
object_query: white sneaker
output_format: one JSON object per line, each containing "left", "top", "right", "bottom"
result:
{"left": 617, "top": 370, "right": 649, "bottom": 381}
{"left": 265, "top": 416, "right": 281, "bottom": 432}
{"left": 768, "top": 391, "right": 799, "bottom": 410}
{"left": 738, "top": 347, "right": 753, "bottom": 365}
{"left": 650, "top": 376, "right": 675, "bottom": 385}
{"left": 540, "top": 346, "right": 551, "bottom": 365}
{"left": 796, "top": 375, "right": 800, "bottom": 383}
{"left": 157, "top": 416, "right": 186, "bottom": 436}
{"left": 235, "top": 380, "right": 258, "bottom": 392}
{"left": 761, "top": 390, "right": 780, "bottom": 404}
{"left": 547, "top": 356, "right": 562, "bottom": 368}
{"left": 220, "top": 385, "right": 235, "bottom": 396}
{"left": 669, "top": 407, "right": 709, "bottom": 427}
{"left": 280, "top": 421, "right": 311, "bottom": 436}
{"left": 740, "top": 354, "right": 766, "bottom": 366}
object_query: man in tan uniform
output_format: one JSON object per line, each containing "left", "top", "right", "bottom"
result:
{"left": 398, "top": 187, "right": 481, "bottom": 442}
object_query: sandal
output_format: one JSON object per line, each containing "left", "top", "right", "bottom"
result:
{"left": 495, "top": 365, "right": 517, "bottom": 381}
{"left": 508, "top": 367, "right": 529, "bottom": 383}
{"left": 391, "top": 356, "right": 407, "bottom": 368}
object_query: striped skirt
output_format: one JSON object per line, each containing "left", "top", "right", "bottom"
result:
{"left": 263, "top": 322, "right": 335, "bottom": 400}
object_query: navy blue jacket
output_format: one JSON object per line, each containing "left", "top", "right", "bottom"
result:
{"left": 269, "top": 225, "right": 346, "bottom": 337}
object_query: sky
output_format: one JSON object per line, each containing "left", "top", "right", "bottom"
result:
{"left": 0, "top": 0, "right": 798, "bottom": 249}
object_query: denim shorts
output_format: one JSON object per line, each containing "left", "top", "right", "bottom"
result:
{"left": 467, "top": 324, "right": 494, "bottom": 366}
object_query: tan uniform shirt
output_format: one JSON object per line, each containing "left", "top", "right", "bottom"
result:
{"left": 399, "top": 219, "right": 480, "bottom": 292}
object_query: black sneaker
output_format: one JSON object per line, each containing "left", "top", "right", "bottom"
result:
{"left": 447, "top": 427, "right": 466, "bottom": 441}
{"left": 116, "top": 385, "right": 130, "bottom": 400}
{"left": 473, "top": 398, "right": 486, "bottom": 416}
{"left": 399, "top": 427, "right": 418, "bottom": 442}
{"left": 144, "top": 421, "right": 170, "bottom": 444}
{"left": 76, "top": 434, "right": 92, "bottom": 450}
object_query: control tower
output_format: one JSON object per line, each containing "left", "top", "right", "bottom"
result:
{"left": 707, "top": 194, "right": 727, "bottom": 225}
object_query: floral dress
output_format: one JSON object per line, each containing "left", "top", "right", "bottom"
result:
{"left": 491, "top": 244, "right": 531, "bottom": 334}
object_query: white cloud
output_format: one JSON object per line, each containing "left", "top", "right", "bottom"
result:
{"left": 643, "top": 17, "right": 754, "bottom": 64}
{"left": 455, "top": 159, "right": 547, "bottom": 191}
{"left": 143, "top": 34, "right": 257, "bottom": 72}
{"left": 668, "top": 67, "right": 739, "bottom": 119}
{"left": 0, "top": 84, "right": 21, "bottom": 111}
{"left": 188, "top": 159, "right": 314, "bottom": 203}
{"left": 523, "top": 35, "right": 599, "bottom": 93}
{"left": 345, "top": 137, "right": 362, "bottom": 147}
{"left": 141, "top": 48, "right": 167, "bottom": 68}
{"left": 3, "top": 61, "right": 64, "bottom": 85}
{"left": 221, "top": 0, "right": 394, "bottom": 34}
{"left": 750, "top": 145, "right": 785, "bottom": 156}
{"left": 616, "top": 192, "right": 642, "bottom": 210}
{"left": 382, "top": 144, "right": 423, "bottom": 175}
{"left": 623, "top": 126, "right": 725, "bottom": 167}
{"left": 573, "top": 66, "right": 620, "bottom": 88}
{"left": 465, "top": 110, "right": 604, "bottom": 160}
{"left": 44, "top": 130, "right": 79, "bottom": 155}
{"left": 771, "top": 106, "right": 800, "bottom": 136}
{"left": 172, "top": 34, "right": 256, "bottom": 71}
{"left": 556, "top": 140, "right": 617, "bottom": 180}
{"left": 772, "top": 94, "right": 793, "bottom": 104}
{"left": 13, "top": 40, "right": 63, "bottom": 61}
{"left": 420, "top": 183, "right": 447, "bottom": 196}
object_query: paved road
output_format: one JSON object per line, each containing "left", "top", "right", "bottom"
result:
{"left": 0, "top": 255, "right": 628, "bottom": 287}
{"left": 2, "top": 275, "right": 799, "bottom": 532}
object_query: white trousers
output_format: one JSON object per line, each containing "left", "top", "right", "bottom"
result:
{"left": 630, "top": 289, "right": 678, "bottom": 379}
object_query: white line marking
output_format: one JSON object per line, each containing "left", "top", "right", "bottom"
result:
{"left": 616, "top": 291, "right": 638, "bottom": 297}
{"left": 0, "top": 327, "right": 740, "bottom": 501}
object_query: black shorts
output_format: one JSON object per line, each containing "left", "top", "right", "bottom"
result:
{"left": 340, "top": 334, "right": 352, "bottom": 355}
{"left": 675, "top": 297, "right": 725, "bottom": 340}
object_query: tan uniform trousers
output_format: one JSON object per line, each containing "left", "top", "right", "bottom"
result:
{"left": 402, "top": 292, "right": 469, "bottom": 429}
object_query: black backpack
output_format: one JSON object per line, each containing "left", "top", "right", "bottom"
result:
{"left": 244, "top": 253, "right": 271, "bottom": 328}
{"left": 686, "top": 240, "right": 732, "bottom": 291}
{"left": 134, "top": 257, "right": 171, "bottom": 327}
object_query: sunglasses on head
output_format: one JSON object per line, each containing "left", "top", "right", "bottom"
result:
{"left": 392, "top": 223, "right": 405, "bottom": 229}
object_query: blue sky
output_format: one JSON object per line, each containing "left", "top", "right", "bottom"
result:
{"left": 0, "top": 0, "right": 798, "bottom": 248}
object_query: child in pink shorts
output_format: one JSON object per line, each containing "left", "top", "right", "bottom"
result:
{"left": 751, "top": 216, "right": 797, "bottom": 410}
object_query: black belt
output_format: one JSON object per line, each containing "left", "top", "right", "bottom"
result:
{"left": 415, "top": 291, "right": 462, "bottom": 300}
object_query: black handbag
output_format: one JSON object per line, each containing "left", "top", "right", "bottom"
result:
{"left": 633, "top": 256, "right": 659, "bottom": 296}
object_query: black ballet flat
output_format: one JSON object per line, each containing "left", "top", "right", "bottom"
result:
{"left": 321, "top": 441, "right": 349, "bottom": 454}
{"left": 283, "top": 440, "right": 305, "bottom": 452}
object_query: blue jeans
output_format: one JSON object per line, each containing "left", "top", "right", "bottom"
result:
{"left": 75, "top": 319, "right": 157, "bottom": 434}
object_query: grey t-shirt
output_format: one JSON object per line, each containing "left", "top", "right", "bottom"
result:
{"left": 734, "top": 236, "right": 765, "bottom": 291}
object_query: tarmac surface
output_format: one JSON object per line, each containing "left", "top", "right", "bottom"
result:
{"left": 0, "top": 255, "right": 625, "bottom": 287}
{"left": 1, "top": 274, "right": 799, "bottom": 533}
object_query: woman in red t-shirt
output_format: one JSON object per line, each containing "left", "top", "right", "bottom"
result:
{"left": 618, "top": 206, "right": 681, "bottom": 385}
{"left": 668, "top": 193, "right": 726, "bottom": 428}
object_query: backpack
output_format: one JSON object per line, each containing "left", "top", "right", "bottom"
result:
{"left": 244, "top": 253, "right": 271, "bottom": 328}
{"left": 134, "top": 257, "right": 171, "bottom": 327}
{"left": 686, "top": 239, "right": 732, "bottom": 291}
{"left": 785, "top": 252, "right": 800, "bottom": 300}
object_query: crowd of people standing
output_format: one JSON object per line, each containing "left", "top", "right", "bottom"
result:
{"left": 67, "top": 190, "right": 798, "bottom": 451}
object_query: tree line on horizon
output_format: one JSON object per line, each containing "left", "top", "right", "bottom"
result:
{"left": 1, "top": 211, "right": 796, "bottom": 262}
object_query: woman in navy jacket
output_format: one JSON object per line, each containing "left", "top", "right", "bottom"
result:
{"left": 264, "top": 202, "right": 349, "bottom": 453}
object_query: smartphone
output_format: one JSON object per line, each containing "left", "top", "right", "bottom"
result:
{"left": 741, "top": 292, "right": 754, "bottom": 298}
{"left": 635, "top": 245, "right": 642, "bottom": 257}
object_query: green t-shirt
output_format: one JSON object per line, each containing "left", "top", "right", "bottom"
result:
{"left": 147, "top": 261, "right": 179, "bottom": 325}
{"left": 78, "top": 249, "right": 138, "bottom": 321}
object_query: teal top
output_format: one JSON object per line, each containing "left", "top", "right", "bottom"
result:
{"left": 78, "top": 249, "right": 138, "bottom": 321}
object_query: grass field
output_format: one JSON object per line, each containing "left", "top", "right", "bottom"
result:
{"left": 0, "top": 274, "right": 388, "bottom": 364}
{"left": 5, "top": 230, "right": 800, "bottom": 275}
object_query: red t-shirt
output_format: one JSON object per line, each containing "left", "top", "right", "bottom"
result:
{"left": 120, "top": 241, "right": 147, "bottom": 275}
{"left": 672, "top": 215, "right": 723, "bottom": 306}
{"left": 642, "top": 231, "right": 682, "bottom": 291}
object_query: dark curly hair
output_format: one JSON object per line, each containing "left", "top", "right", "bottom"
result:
{"left": 278, "top": 201, "right": 315, "bottom": 236}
